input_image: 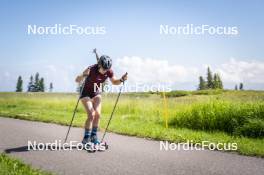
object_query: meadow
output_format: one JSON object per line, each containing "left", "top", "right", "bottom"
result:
{"left": 0, "top": 90, "right": 263, "bottom": 157}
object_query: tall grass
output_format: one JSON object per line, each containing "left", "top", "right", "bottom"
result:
{"left": 1, "top": 91, "right": 263, "bottom": 138}
{"left": 169, "top": 100, "right": 264, "bottom": 138}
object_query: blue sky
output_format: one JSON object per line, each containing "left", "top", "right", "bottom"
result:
{"left": 0, "top": 0, "right": 264, "bottom": 91}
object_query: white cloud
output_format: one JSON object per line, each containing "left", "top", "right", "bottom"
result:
{"left": 115, "top": 56, "right": 199, "bottom": 84}
{"left": 114, "top": 56, "right": 264, "bottom": 90}
{"left": 216, "top": 58, "right": 264, "bottom": 83}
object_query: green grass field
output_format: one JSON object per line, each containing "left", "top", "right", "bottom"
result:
{"left": 0, "top": 90, "right": 263, "bottom": 157}
{"left": 0, "top": 153, "right": 51, "bottom": 175}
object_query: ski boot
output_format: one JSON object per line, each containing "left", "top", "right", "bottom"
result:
{"left": 91, "top": 135, "right": 108, "bottom": 151}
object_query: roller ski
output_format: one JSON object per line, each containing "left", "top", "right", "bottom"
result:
{"left": 91, "top": 135, "right": 108, "bottom": 151}
{"left": 80, "top": 137, "right": 95, "bottom": 152}
{"left": 81, "top": 135, "right": 108, "bottom": 152}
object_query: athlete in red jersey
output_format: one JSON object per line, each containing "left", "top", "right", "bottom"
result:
{"left": 75, "top": 49, "right": 128, "bottom": 144}
{"left": 80, "top": 64, "right": 114, "bottom": 99}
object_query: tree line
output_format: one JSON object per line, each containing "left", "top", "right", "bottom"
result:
{"left": 198, "top": 67, "right": 223, "bottom": 90}
{"left": 198, "top": 67, "right": 244, "bottom": 90}
{"left": 15, "top": 73, "right": 53, "bottom": 92}
{"left": 235, "top": 83, "right": 244, "bottom": 90}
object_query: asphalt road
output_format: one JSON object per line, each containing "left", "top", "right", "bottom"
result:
{"left": 0, "top": 117, "right": 263, "bottom": 175}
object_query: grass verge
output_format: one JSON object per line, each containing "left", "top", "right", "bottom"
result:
{"left": 0, "top": 153, "right": 51, "bottom": 175}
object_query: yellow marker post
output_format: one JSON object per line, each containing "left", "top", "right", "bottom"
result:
{"left": 162, "top": 91, "right": 169, "bottom": 128}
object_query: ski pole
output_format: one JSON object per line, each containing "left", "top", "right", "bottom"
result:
{"left": 64, "top": 78, "right": 87, "bottom": 143}
{"left": 101, "top": 81, "right": 125, "bottom": 143}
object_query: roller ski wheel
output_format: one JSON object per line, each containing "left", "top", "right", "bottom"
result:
{"left": 97, "top": 141, "right": 108, "bottom": 152}
{"left": 81, "top": 138, "right": 96, "bottom": 152}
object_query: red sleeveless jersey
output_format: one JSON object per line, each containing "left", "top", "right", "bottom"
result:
{"left": 83, "top": 64, "right": 113, "bottom": 95}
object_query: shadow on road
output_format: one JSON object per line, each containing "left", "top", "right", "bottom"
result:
{"left": 4, "top": 146, "right": 29, "bottom": 153}
{"left": 4, "top": 145, "right": 99, "bottom": 154}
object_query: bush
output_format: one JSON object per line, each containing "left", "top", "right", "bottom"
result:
{"left": 169, "top": 100, "right": 264, "bottom": 138}
{"left": 192, "top": 89, "right": 223, "bottom": 95}
{"left": 162, "top": 90, "right": 223, "bottom": 98}
{"left": 163, "top": 91, "right": 190, "bottom": 98}
{"left": 235, "top": 119, "right": 264, "bottom": 138}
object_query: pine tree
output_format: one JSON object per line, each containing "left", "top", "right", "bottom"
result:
{"left": 198, "top": 76, "right": 206, "bottom": 90}
{"left": 16, "top": 76, "right": 23, "bottom": 92}
{"left": 239, "top": 83, "right": 244, "bottom": 90}
{"left": 213, "top": 74, "right": 219, "bottom": 89}
{"left": 39, "top": 78, "right": 45, "bottom": 92}
{"left": 212, "top": 73, "right": 223, "bottom": 89}
{"left": 206, "top": 67, "right": 213, "bottom": 89}
{"left": 34, "top": 72, "right": 40, "bottom": 91}
{"left": 217, "top": 74, "right": 223, "bottom": 89}
{"left": 49, "top": 82, "right": 53, "bottom": 92}
{"left": 27, "top": 75, "right": 34, "bottom": 92}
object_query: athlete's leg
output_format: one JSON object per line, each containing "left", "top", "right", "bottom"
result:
{"left": 81, "top": 97, "right": 94, "bottom": 143}
{"left": 92, "top": 95, "right": 102, "bottom": 128}
{"left": 90, "top": 95, "right": 102, "bottom": 144}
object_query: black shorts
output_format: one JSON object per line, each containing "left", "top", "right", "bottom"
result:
{"left": 80, "top": 89, "right": 100, "bottom": 99}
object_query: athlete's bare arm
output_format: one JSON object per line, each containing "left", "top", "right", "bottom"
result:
{"left": 75, "top": 68, "right": 90, "bottom": 83}
{"left": 110, "top": 72, "right": 128, "bottom": 85}
{"left": 93, "top": 48, "right": 100, "bottom": 63}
